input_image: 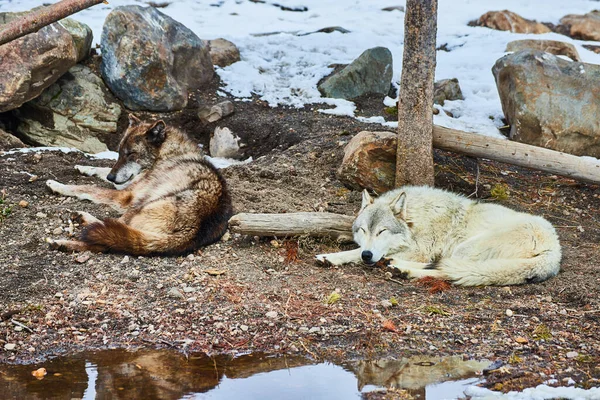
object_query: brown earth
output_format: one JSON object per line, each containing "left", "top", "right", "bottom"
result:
{"left": 1, "top": 73, "right": 600, "bottom": 396}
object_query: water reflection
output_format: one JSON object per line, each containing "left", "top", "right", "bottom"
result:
{"left": 0, "top": 350, "right": 491, "bottom": 399}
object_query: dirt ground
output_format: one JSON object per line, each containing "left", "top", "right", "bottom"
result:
{"left": 1, "top": 74, "right": 600, "bottom": 395}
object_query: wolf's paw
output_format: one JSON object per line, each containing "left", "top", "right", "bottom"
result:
{"left": 71, "top": 211, "right": 99, "bottom": 226}
{"left": 315, "top": 254, "right": 333, "bottom": 267}
{"left": 75, "top": 165, "right": 95, "bottom": 176}
{"left": 46, "top": 179, "right": 66, "bottom": 194}
{"left": 46, "top": 237, "right": 60, "bottom": 251}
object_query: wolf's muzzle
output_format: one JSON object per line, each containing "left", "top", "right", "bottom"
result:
{"left": 361, "top": 250, "right": 373, "bottom": 263}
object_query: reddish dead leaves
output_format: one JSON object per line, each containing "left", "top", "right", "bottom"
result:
{"left": 382, "top": 319, "right": 399, "bottom": 333}
{"left": 416, "top": 276, "right": 452, "bottom": 294}
{"left": 284, "top": 240, "right": 300, "bottom": 263}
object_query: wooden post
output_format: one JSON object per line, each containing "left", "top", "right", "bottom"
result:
{"left": 395, "top": 0, "right": 438, "bottom": 187}
{"left": 0, "top": 0, "right": 105, "bottom": 47}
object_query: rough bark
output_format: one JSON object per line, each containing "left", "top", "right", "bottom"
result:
{"left": 395, "top": 0, "right": 437, "bottom": 187}
{"left": 0, "top": 0, "right": 104, "bottom": 46}
{"left": 228, "top": 213, "right": 355, "bottom": 241}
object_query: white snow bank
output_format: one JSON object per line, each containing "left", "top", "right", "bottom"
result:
{"left": 1, "top": 147, "right": 249, "bottom": 169}
{"left": 3, "top": 0, "right": 600, "bottom": 138}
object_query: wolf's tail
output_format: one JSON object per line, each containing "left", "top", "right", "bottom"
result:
{"left": 437, "top": 250, "right": 562, "bottom": 286}
{"left": 80, "top": 219, "right": 171, "bottom": 255}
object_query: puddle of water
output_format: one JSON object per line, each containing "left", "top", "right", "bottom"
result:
{"left": 0, "top": 350, "right": 491, "bottom": 400}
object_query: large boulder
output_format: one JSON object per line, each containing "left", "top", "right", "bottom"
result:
{"left": 559, "top": 11, "right": 600, "bottom": 41}
{"left": 492, "top": 50, "right": 600, "bottom": 157}
{"left": 13, "top": 65, "right": 121, "bottom": 153}
{"left": 101, "top": 6, "right": 214, "bottom": 111}
{"left": 318, "top": 47, "right": 393, "bottom": 100}
{"left": 0, "top": 12, "right": 92, "bottom": 113}
{"left": 337, "top": 131, "right": 396, "bottom": 193}
{"left": 475, "top": 10, "right": 551, "bottom": 34}
{"left": 208, "top": 38, "right": 241, "bottom": 67}
{"left": 505, "top": 39, "right": 581, "bottom": 62}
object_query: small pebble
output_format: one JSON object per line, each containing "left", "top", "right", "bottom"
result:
{"left": 167, "top": 287, "right": 185, "bottom": 300}
{"left": 35, "top": 212, "right": 47, "bottom": 219}
{"left": 240, "top": 325, "right": 249, "bottom": 332}
{"left": 505, "top": 309, "right": 513, "bottom": 317}
{"left": 4, "top": 343, "right": 16, "bottom": 351}
{"left": 266, "top": 311, "right": 278, "bottom": 319}
{"left": 52, "top": 227, "right": 63, "bottom": 235}
{"left": 380, "top": 300, "right": 393, "bottom": 309}
{"left": 18, "top": 200, "right": 29, "bottom": 208}
{"left": 566, "top": 351, "right": 579, "bottom": 358}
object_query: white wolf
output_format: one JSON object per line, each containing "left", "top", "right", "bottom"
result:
{"left": 316, "top": 186, "right": 561, "bottom": 286}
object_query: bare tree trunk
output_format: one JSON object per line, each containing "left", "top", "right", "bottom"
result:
{"left": 0, "top": 0, "right": 104, "bottom": 47}
{"left": 395, "top": 0, "right": 438, "bottom": 187}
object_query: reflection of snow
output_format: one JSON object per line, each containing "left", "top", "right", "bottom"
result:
{"left": 5, "top": 0, "right": 600, "bottom": 138}
{"left": 82, "top": 361, "right": 98, "bottom": 400}
{"left": 465, "top": 384, "right": 600, "bottom": 399}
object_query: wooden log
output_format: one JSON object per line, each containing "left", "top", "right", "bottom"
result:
{"left": 0, "top": 0, "right": 105, "bottom": 47}
{"left": 432, "top": 125, "right": 600, "bottom": 185}
{"left": 228, "top": 212, "right": 354, "bottom": 240}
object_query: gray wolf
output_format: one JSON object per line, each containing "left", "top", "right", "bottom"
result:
{"left": 316, "top": 186, "right": 561, "bottom": 286}
{"left": 45, "top": 114, "right": 233, "bottom": 255}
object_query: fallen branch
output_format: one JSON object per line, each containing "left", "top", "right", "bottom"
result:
{"left": 432, "top": 125, "right": 600, "bottom": 185}
{"left": 0, "top": 0, "right": 105, "bottom": 47}
{"left": 10, "top": 319, "right": 33, "bottom": 333}
{"left": 228, "top": 212, "right": 354, "bottom": 240}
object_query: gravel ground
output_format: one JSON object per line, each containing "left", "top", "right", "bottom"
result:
{"left": 1, "top": 83, "right": 599, "bottom": 395}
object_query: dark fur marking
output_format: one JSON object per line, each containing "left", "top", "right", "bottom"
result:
{"left": 192, "top": 169, "right": 233, "bottom": 248}
{"left": 525, "top": 275, "right": 544, "bottom": 284}
{"left": 425, "top": 253, "right": 443, "bottom": 269}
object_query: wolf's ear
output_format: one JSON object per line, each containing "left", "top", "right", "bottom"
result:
{"left": 146, "top": 120, "right": 166, "bottom": 145}
{"left": 390, "top": 191, "right": 407, "bottom": 220}
{"left": 128, "top": 114, "right": 141, "bottom": 126}
{"left": 360, "top": 189, "right": 374, "bottom": 211}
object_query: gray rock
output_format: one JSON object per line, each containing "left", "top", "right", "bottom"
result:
{"left": 14, "top": 65, "right": 121, "bottom": 153}
{"left": 167, "top": 287, "right": 185, "bottom": 300}
{"left": 382, "top": 6, "right": 404, "bottom": 12}
{"left": 208, "top": 38, "right": 240, "bottom": 67}
{"left": 506, "top": 39, "right": 581, "bottom": 62}
{"left": 198, "top": 101, "right": 234, "bottom": 123}
{"left": 210, "top": 126, "right": 241, "bottom": 159}
{"left": 433, "top": 78, "right": 464, "bottom": 105}
{"left": 0, "top": 12, "right": 89, "bottom": 112}
{"left": 59, "top": 18, "right": 93, "bottom": 62}
{"left": 493, "top": 50, "right": 600, "bottom": 157}
{"left": 318, "top": 47, "right": 393, "bottom": 100}
{"left": 101, "top": 6, "right": 214, "bottom": 111}
{"left": 0, "top": 128, "right": 26, "bottom": 150}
